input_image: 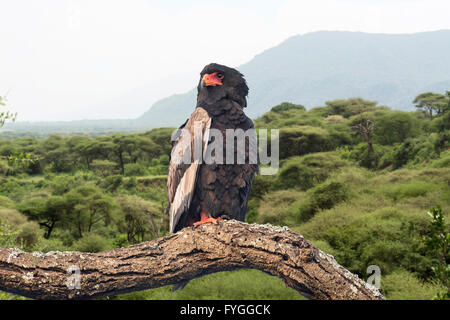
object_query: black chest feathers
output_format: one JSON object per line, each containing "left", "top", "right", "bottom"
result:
{"left": 177, "top": 102, "right": 257, "bottom": 230}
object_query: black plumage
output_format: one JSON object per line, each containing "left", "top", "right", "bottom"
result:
{"left": 168, "top": 63, "right": 258, "bottom": 233}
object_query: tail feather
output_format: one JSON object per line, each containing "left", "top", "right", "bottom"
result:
{"left": 172, "top": 279, "right": 190, "bottom": 292}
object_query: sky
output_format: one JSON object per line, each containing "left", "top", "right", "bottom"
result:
{"left": 1, "top": 0, "right": 450, "bottom": 121}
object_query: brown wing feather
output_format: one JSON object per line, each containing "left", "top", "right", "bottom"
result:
{"left": 167, "top": 107, "right": 211, "bottom": 233}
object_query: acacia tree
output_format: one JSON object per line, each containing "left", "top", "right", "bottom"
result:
{"left": 67, "top": 136, "right": 95, "bottom": 169}
{"left": 17, "top": 196, "right": 69, "bottom": 239}
{"left": 373, "top": 111, "right": 420, "bottom": 145}
{"left": 38, "top": 135, "right": 72, "bottom": 172}
{"left": 65, "top": 185, "right": 114, "bottom": 237}
{"left": 108, "top": 134, "right": 161, "bottom": 175}
{"left": 325, "top": 98, "right": 380, "bottom": 118}
{"left": 115, "top": 194, "right": 163, "bottom": 243}
{"left": 413, "top": 92, "right": 449, "bottom": 119}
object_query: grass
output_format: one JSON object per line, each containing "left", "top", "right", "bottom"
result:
{"left": 256, "top": 189, "right": 306, "bottom": 225}
{"left": 114, "top": 269, "right": 305, "bottom": 300}
{"left": 382, "top": 181, "right": 438, "bottom": 202}
{"left": 382, "top": 270, "right": 446, "bottom": 300}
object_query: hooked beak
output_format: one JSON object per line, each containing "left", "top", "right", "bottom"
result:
{"left": 202, "top": 72, "right": 223, "bottom": 87}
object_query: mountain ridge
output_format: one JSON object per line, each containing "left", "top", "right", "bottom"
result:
{"left": 3, "top": 30, "right": 450, "bottom": 135}
{"left": 137, "top": 30, "right": 450, "bottom": 128}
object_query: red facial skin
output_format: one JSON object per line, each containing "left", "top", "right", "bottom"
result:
{"left": 202, "top": 72, "right": 223, "bottom": 87}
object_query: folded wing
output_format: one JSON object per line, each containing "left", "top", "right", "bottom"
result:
{"left": 167, "top": 107, "right": 211, "bottom": 233}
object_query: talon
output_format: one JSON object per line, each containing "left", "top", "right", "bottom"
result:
{"left": 193, "top": 212, "right": 221, "bottom": 227}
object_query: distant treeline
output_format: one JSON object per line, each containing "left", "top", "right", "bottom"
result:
{"left": 0, "top": 128, "right": 175, "bottom": 177}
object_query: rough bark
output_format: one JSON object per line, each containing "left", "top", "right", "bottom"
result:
{"left": 0, "top": 220, "right": 384, "bottom": 300}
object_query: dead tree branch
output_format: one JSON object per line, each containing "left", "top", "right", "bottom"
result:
{"left": 0, "top": 220, "right": 384, "bottom": 300}
{"left": 351, "top": 118, "right": 375, "bottom": 154}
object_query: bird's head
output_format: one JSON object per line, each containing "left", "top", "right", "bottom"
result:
{"left": 197, "top": 63, "right": 249, "bottom": 107}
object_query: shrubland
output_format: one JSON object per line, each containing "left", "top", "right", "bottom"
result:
{"left": 0, "top": 93, "right": 449, "bottom": 300}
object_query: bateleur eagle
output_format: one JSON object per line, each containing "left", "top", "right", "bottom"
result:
{"left": 168, "top": 63, "right": 258, "bottom": 235}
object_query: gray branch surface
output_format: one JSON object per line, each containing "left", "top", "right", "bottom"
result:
{"left": 0, "top": 220, "right": 384, "bottom": 300}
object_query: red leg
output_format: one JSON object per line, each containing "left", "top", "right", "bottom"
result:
{"left": 193, "top": 212, "right": 221, "bottom": 227}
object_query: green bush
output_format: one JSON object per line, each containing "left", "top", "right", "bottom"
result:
{"left": 339, "top": 143, "right": 395, "bottom": 169}
{"left": 0, "top": 209, "right": 42, "bottom": 249}
{"left": 73, "top": 233, "right": 113, "bottom": 253}
{"left": 100, "top": 174, "right": 123, "bottom": 192}
{"left": 33, "top": 237, "right": 69, "bottom": 252}
{"left": 0, "top": 160, "right": 14, "bottom": 176}
{"left": 124, "top": 163, "right": 148, "bottom": 176}
{"left": 310, "top": 181, "right": 348, "bottom": 210}
{"left": 49, "top": 175, "right": 78, "bottom": 195}
{"left": 91, "top": 160, "right": 119, "bottom": 177}
{"left": 383, "top": 181, "right": 437, "bottom": 202}
{"left": 297, "top": 181, "right": 348, "bottom": 222}
{"left": 249, "top": 175, "right": 274, "bottom": 199}
{"left": 433, "top": 112, "right": 450, "bottom": 131}
{"left": 392, "top": 135, "right": 440, "bottom": 169}
{"left": 372, "top": 111, "right": 421, "bottom": 145}
{"left": 147, "top": 164, "right": 168, "bottom": 175}
{"left": 279, "top": 126, "right": 332, "bottom": 159}
{"left": 0, "top": 222, "right": 20, "bottom": 247}
{"left": 382, "top": 270, "right": 445, "bottom": 300}
{"left": 158, "top": 154, "right": 170, "bottom": 165}
{"left": 17, "top": 221, "right": 42, "bottom": 249}
{"left": 123, "top": 177, "right": 137, "bottom": 190}
{"left": 0, "top": 178, "right": 22, "bottom": 195}
{"left": 296, "top": 207, "right": 434, "bottom": 279}
{"left": 0, "top": 195, "right": 14, "bottom": 208}
{"left": 112, "top": 233, "right": 130, "bottom": 248}
{"left": 277, "top": 161, "right": 316, "bottom": 190}
{"left": 325, "top": 126, "right": 353, "bottom": 148}
{"left": 428, "top": 150, "right": 450, "bottom": 169}
{"left": 276, "top": 152, "right": 350, "bottom": 190}
{"left": 245, "top": 199, "right": 259, "bottom": 224}
{"left": 296, "top": 200, "right": 317, "bottom": 223}
{"left": 256, "top": 190, "right": 306, "bottom": 226}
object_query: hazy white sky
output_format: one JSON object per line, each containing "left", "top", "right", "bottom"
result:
{"left": 1, "top": 0, "right": 449, "bottom": 121}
